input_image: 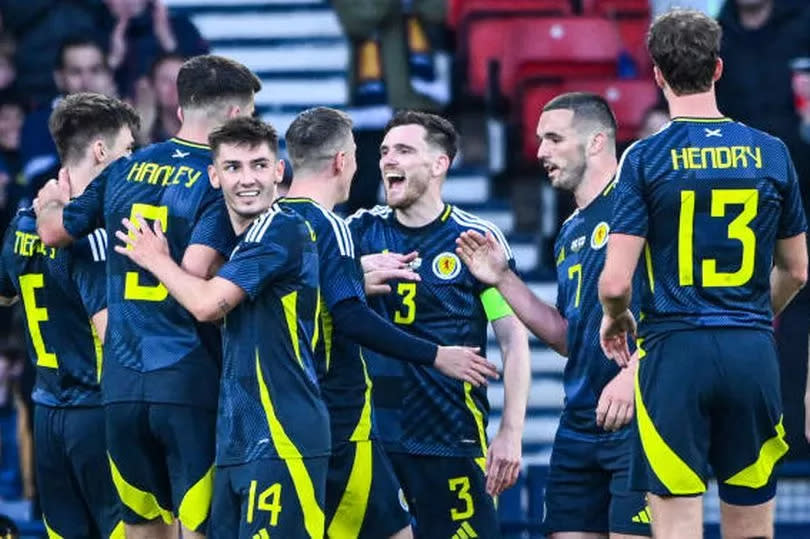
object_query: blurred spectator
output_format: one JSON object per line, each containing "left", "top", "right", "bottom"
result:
{"left": 102, "top": 0, "right": 208, "bottom": 99}
{"left": 0, "top": 0, "right": 102, "bottom": 105}
{"left": 637, "top": 103, "right": 669, "bottom": 139}
{"left": 133, "top": 53, "right": 183, "bottom": 144}
{"left": 0, "top": 92, "right": 24, "bottom": 234}
{"left": 793, "top": 57, "right": 810, "bottom": 144}
{"left": 0, "top": 346, "right": 33, "bottom": 502}
{"left": 651, "top": 1, "right": 723, "bottom": 17}
{"left": 18, "top": 38, "right": 116, "bottom": 206}
{"left": 0, "top": 34, "right": 15, "bottom": 94}
{"left": 715, "top": 0, "right": 810, "bottom": 461}
{"left": 331, "top": 0, "right": 445, "bottom": 111}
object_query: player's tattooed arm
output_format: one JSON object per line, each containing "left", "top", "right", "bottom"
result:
{"left": 457, "top": 230, "right": 567, "bottom": 355}
{"left": 114, "top": 215, "right": 246, "bottom": 321}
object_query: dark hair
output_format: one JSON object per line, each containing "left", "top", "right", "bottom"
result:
{"left": 384, "top": 110, "right": 459, "bottom": 163}
{"left": 176, "top": 55, "right": 261, "bottom": 110}
{"left": 208, "top": 116, "right": 279, "bottom": 158}
{"left": 284, "top": 107, "right": 353, "bottom": 172}
{"left": 0, "top": 513, "right": 19, "bottom": 538}
{"left": 48, "top": 93, "right": 140, "bottom": 163}
{"left": 647, "top": 9, "right": 722, "bottom": 95}
{"left": 150, "top": 52, "right": 186, "bottom": 80}
{"left": 543, "top": 92, "right": 617, "bottom": 138}
{"left": 56, "top": 37, "right": 105, "bottom": 70}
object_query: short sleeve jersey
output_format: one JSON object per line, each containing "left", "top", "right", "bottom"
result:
{"left": 61, "top": 138, "right": 235, "bottom": 409}
{"left": 215, "top": 205, "right": 330, "bottom": 464}
{"left": 612, "top": 118, "right": 807, "bottom": 340}
{"left": 0, "top": 208, "right": 106, "bottom": 407}
{"left": 276, "top": 198, "right": 373, "bottom": 446}
{"left": 554, "top": 181, "right": 642, "bottom": 436}
{"left": 347, "top": 204, "right": 515, "bottom": 458}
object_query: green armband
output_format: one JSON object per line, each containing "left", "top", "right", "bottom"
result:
{"left": 480, "top": 287, "right": 513, "bottom": 321}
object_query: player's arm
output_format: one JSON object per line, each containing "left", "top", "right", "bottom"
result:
{"left": 91, "top": 309, "right": 108, "bottom": 345}
{"left": 771, "top": 233, "right": 808, "bottom": 316}
{"left": 486, "top": 313, "right": 529, "bottom": 496}
{"left": 181, "top": 191, "right": 235, "bottom": 279}
{"left": 37, "top": 167, "right": 106, "bottom": 247}
{"left": 114, "top": 218, "right": 245, "bottom": 321}
{"left": 456, "top": 230, "right": 567, "bottom": 355}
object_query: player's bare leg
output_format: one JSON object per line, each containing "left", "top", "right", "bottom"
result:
{"left": 181, "top": 525, "right": 206, "bottom": 539}
{"left": 648, "top": 493, "right": 702, "bottom": 539}
{"left": 388, "top": 525, "right": 413, "bottom": 538}
{"left": 125, "top": 519, "right": 179, "bottom": 539}
{"left": 610, "top": 534, "right": 648, "bottom": 538}
{"left": 719, "top": 499, "right": 774, "bottom": 539}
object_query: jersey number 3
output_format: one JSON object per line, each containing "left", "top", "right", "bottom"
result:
{"left": 678, "top": 189, "right": 758, "bottom": 287}
{"left": 394, "top": 282, "right": 416, "bottom": 325}
{"left": 124, "top": 203, "right": 169, "bottom": 301}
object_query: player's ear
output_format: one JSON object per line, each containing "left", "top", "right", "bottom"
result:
{"left": 275, "top": 159, "right": 285, "bottom": 184}
{"left": 431, "top": 153, "right": 450, "bottom": 178}
{"left": 589, "top": 132, "right": 606, "bottom": 155}
{"left": 334, "top": 150, "right": 345, "bottom": 175}
{"left": 713, "top": 57, "right": 723, "bottom": 83}
{"left": 91, "top": 138, "right": 107, "bottom": 165}
{"left": 176, "top": 106, "right": 183, "bottom": 124}
{"left": 208, "top": 163, "right": 220, "bottom": 189}
{"left": 226, "top": 104, "right": 241, "bottom": 119}
{"left": 653, "top": 65, "right": 666, "bottom": 91}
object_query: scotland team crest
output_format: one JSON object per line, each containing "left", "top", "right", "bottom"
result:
{"left": 432, "top": 252, "right": 461, "bottom": 280}
{"left": 590, "top": 222, "right": 610, "bottom": 250}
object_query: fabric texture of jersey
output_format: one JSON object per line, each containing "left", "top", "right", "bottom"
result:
{"left": 0, "top": 208, "right": 106, "bottom": 407}
{"left": 348, "top": 204, "right": 514, "bottom": 457}
{"left": 554, "top": 181, "right": 642, "bottom": 435}
{"left": 277, "top": 198, "right": 372, "bottom": 445}
{"left": 216, "top": 205, "right": 330, "bottom": 465}
{"left": 61, "top": 137, "right": 235, "bottom": 409}
{"left": 612, "top": 118, "right": 808, "bottom": 339}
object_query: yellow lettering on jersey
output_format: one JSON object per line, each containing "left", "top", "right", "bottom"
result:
{"left": 127, "top": 161, "right": 145, "bottom": 182}
{"left": 184, "top": 167, "right": 202, "bottom": 188}
{"left": 14, "top": 231, "right": 55, "bottom": 259}
{"left": 671, "top": 146, "right": 763, "bottom": 170}
{"left": 125, "top": 161, "right": 202, "bottom": 189}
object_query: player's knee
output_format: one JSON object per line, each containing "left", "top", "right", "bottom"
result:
{"left": 719, "top": 499, "right": 774, "bottom": 539}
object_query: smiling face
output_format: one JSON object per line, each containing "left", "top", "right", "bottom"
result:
{"left": 379, "top": 124, "right": 442, "bottom": 209}
{"left": 535, "top": 108, "right": 587, "bottom": 192}
{"left": 210, "top": 141, "right": 283, "bottom": 225}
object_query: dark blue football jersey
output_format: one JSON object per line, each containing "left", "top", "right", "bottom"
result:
{"left": 554, "top": 180, "right": 642, "bottom": 436}
{"left": 216, "top": 205, "right": 329, "bottom": 465}
{"left": 61, "top": 138, "right": 235, "bottom": 409}
{"left": 276, "top": 198, "right": 373, "bottom": 446}
{"left": 0, "top": 208, "right": 106, "bottom": 407}
{"left": 347, "top": 204, "right": 515, "bottom": 458}
{"left": 612, "top": 118, "right": 807, "bottom": 340}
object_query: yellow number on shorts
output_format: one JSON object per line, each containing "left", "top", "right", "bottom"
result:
{"left": 449, "top": 476, "right": 475, "bottom": 521}
{"left": 246, "top": 481, "right": 282, "bottom": 527}
{"left": 123, "top": 203, "right": 169, "bottom": 301}
{"left": 567, "top": 263, "right": 582, "bottom": 308}
{"left": 19, "top": 274, "right": 58, "bottom": 368}
{"left": 394, "top": 282, "right": 416, "bottom": 325}
{"left": 678, "top": 188, "right": 758, "bottom": 287}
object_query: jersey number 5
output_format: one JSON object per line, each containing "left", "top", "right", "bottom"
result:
{"left": 124, "top": 203, "right": 169, "bottom": 301}
{"left": 678, "top": 189, "right": 758, "bottom": 287}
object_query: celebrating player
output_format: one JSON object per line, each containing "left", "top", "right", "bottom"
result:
{"left": 0, "top": 92, "right": 139, "bottom": 538}
{"left": 115, "top": 117, "right": 330, "bottom": 538}
{"left": 35, "top": 55, "right": 261, "bottom": 539}
{"left": 279, "top": 107, "right": 498, "bottom": 539}
{"left": 598, "top": 9, "right": 808, "bottom": 539}
{"left": 348, "top": 111, "right": 530, "bottom": 537}
{"left": 456, "top": 92, "right": 651, "bottom": 538}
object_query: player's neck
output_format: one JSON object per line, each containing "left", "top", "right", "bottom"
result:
{"left": 174, "top": 121, "right": 213, "bottom": 147}
{"left": 228, "top": 208, "right": 255, "bottom": 236}
{"left": 285, "top": 176, "right": 339, "bottom": 210}
{"left": 394, "top": 192, "right": 445, "bottom": 228}
{"left": 666, "top": 89, "right": 723, "bottom": 120}
{"left": 64, "top": 160, "right": 97, "bottom": 198}
{"left": 574, "top": 158, "right": 616, "bottom": 209}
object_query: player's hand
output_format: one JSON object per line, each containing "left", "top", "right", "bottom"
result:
{"left": 596, "top": 366, "right": 635, "bottom": 431}
{"left": 108, "top": 16, "right": 130, "bottom": 69}
{"left": 34, "top": 168, "right": 71, "bottom": 215}
{"left": 599, "top": 309, "right": 636, "bottom": 367}
{"left": 363, "top": 268, "right": 420, "bottom": 296}
{"left": 360, "top": 251, "right": 419, "bottom": 273}
{"left": 114, "top": 214, "right": 170, "bottom": 271}
{"left": 434, "top": 346, "right": 499, "bottom": 386}
{"left": 455, "top": 230, "right": 508, "bottom": 286}
{"left": 152, "top": 0, "right": 178, "bottom": 52}
{"left": 486, "top": 425, "right": 521, "bottom": 496}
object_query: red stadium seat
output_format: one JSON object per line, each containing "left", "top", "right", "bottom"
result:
{"left": 561, "top": 78, "right": 660, "bottom": 141}
{"left": 520, "top": 82, "right": 564, "bottom": 162}
{"left": 449, "top": 0, "right": 572, "bottom": 28}
{"left": 582, "top": 0, "right": 650, "bottom": 18}
{"left": 506, "top": 18, "right": 622, "bottom": 97}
